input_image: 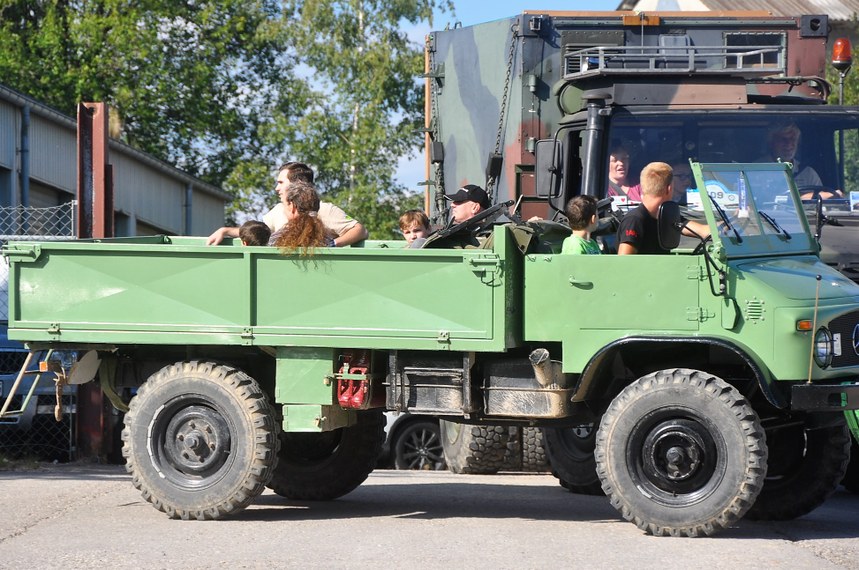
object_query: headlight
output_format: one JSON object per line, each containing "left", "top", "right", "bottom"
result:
{"left": 813, "top": 327, "right": 833, "bottom": 368}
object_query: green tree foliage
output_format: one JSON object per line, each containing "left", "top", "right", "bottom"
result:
{"left": 0, "top": 0, "right": 307, "bottom": 185}
{"left": 255, "top": 0, "right": 453, "bottom": 238}
{"left": 0, "top": 1, "right": 452, "bottom": 236}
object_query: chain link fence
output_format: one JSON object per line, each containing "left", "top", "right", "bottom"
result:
{"left": 0, "top": 202, "right": 77, "bottom": 319}
{"left": 0, "top": 202, "right": 77, "bottom": 462}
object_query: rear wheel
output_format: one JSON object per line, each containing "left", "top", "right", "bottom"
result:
{"left": 746, "top": 418, "right": 850, "bottom": 520}
{"left": 122, "top": 361, "right": 278, "bottom": 520}
{"left": 596, "top": 369, "right": 767, "bottom": 537}
{"left": 521, "top": 427, "right": 550, "bottom": 472}
{"left": 440, "top": 420, "right": 508, "bottom": 474}
{"left": 545, "top": 421, "right": 604, "bottom": 495}
{"left": 268, "top": 409, "right": 384, "bottom": 500}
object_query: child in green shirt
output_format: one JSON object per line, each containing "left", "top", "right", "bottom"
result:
{"left": 561, "top": 195, "right": 601, "bottom": 255}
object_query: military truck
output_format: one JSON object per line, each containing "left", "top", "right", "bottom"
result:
{"left": 424, "top": 9, "right": 859, "bottom": 492}
{"left": 3, "top": 156, "right": 859, "bottom": 536}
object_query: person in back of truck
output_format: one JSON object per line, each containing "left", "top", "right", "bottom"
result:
{"left": 759, "top": 122, "right": 843, "bottom": 200}
{"left": 399, "top": 209, "right": 431, "bottom": 246}
{"left": 446, "top": 184, "right": 491, "bottom": 225}
{"left": 561, "top": 195, "right": 601, "bottom": 255}
{"left": 415, "top": 184, "right": 493, "bottom": 249}
{"left": 617, "top": 162, "right": 709, "bottom": 255}
{"left": 238, "top": 220, "right": 271, "bottom": 246}
{"left": 607, "top": 143, "right": 642, "bottom": 205}
{"left": 270, "top": 180, "right": 334, "bottom": 254}
{"left": 207, "top": 162, "right": 368, "bottom": 246}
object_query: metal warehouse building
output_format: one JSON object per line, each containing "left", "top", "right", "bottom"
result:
{"left": 0, "top": 82, "right": 230, "bottom": 236}
{"left": 0, "top": 82, "right": 232, "bottom": 462}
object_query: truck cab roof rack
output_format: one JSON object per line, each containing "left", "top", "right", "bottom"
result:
{"left": 564, "top": 44, "right": 785, "bottom": 82}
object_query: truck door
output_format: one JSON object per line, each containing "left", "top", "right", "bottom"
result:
{"left": 524, "top": 253, "right": 702, "bottom": 369}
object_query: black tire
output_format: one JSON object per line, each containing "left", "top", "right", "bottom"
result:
{"left": 501, "top": 427, "right": 522, "bottom": 471}
{"left": 595, "top": 369, "right": 767, "bottom": 537}
{"left": 746, "top": 419, "right": 851, "bottom": 520}
{"left": 844, "top": 439, "right": 859, "bottom": 494}
{"left": 521, "top": 427, "right": 550, "bottom": 472}
{"left": 440, "top": 420, "right": 509, "bottom": 474}
{"left": 392, "top": 419, "right": 446, "bottom": 470}
{"left": 544, "top": 421, "right": 604, "bottom": 495}
{"left": 268, "top": 409, "right": 384, "bottom": 500}
{"left": 121, "top": 361, "right": 278, "bottom": 520}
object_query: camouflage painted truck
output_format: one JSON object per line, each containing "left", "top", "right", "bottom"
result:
{"left": 424, "top": 10, "right": 859, "bottom": 493}
{"left": 4, "top": 158, "right": 859, "bottom": 537}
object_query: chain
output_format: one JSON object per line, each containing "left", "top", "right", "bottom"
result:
{"left": 427, "top": 33, "right": 447, "bottom": 221}
{"left": 486, "top": 22, "right": 519, "bottom": 198}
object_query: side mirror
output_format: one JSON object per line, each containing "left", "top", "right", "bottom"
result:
{"left": 657, "top": 201, "right": 682, "bottom": 250}
{"left": 534, "top": 139, "right": 562, "bottom": 199}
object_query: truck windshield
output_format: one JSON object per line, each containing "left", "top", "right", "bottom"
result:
{"left": 604, "top": 110, "right": 859, "bottom": 210}
{"left": 694, "top": 162, "right": 816, "bottom": 257}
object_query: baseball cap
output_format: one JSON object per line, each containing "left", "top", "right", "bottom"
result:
{"left": 445, "top": 184, "right": 490, "bottom": 209}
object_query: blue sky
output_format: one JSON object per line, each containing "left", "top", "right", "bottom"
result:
{"left": 396, "top": 1, "right": 622, "bottom": 187}
{"left": 439, "top": 0, "right": 622, "bottom": 28}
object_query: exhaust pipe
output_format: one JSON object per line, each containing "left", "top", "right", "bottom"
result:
{"left": 529, "top": 348, "right": 565, "bottom": 389}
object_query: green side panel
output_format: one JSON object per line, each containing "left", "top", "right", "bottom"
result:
{"left": 524, "top": 253, "right": 700, "bottom": 372}
{"left": 5, "top": 230, "right": 515, "bottom": 352}
{"left": 281, "top": 404, "right": 355, "bottom": 432}
{"left": 12, "top": 248, "right": 249, "bottom": 331}
{"left": 254, "top": 250, "right": 494, "bottom": 342}
{"left": 275, "top": 346, "right": 335, "bottom": 405}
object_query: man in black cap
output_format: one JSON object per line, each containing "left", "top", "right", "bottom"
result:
{"left": 445, "top": 184, "right": 491, "bottom": 225}
{"left": 411, "top": 184, "right": 492, "bottom": 248}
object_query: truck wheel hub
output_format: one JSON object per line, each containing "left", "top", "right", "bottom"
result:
{"left": 643, "top": 420, "right": 705, "bottom": 482}
{"left": 165, "top": 405, "right": 231, "bottom": 474}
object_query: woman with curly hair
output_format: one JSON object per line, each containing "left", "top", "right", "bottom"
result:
{"left": 271, "top": 181, "right": 334, "bottom": 255}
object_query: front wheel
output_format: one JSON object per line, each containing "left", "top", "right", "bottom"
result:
{"left": 121, "top": 361, "right": 279, "bottom": 520}
{"left": 596, "top": 369, "right": 767, "bottom": 537}
{"left": 268, "top": 409, "right": 384, "bottom": 500}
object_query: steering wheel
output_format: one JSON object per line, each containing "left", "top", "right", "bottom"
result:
{"left": 797, "top": 185, "right": 843, "bottom": 201}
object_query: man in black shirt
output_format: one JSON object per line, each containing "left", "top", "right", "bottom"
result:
{"left": 617, "top": 162, "right": 707, "bottom": 254}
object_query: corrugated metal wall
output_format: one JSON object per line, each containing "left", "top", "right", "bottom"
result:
{"left": 192, "top": 191, "right": 228, "bottom": 235}
{"left": 0, "top": 86, "right": 230, "bottom": 236}
{"left": 29, "top": 115, "right": 76, "bottom": 193}
{"left": 112, "top": 152, "right": 185, "bottom": 234}
{"left": 0, "top": 101, "right": 15, "bottom": 170}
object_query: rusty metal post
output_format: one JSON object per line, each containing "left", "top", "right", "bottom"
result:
{"left": 77, "top": 102, "right": 114, "bottom": 239}
{"left": 76, "top": 102, "right": 115, "bottom": 459}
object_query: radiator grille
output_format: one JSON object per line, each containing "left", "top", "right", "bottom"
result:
{"left": 830, "top": 310, "right": 859, "bottom": 368}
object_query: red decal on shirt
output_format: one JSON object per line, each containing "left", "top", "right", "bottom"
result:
{"left": 625, "top": 229, "right": 637, "bottom": 237}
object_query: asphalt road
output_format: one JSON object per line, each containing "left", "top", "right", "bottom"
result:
{"left": 0, "top": 464, "right": 858, "bottom": 569}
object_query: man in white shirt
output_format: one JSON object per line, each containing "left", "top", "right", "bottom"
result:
{"left": 207, "top": 162, "right": 368, "bottom": 246}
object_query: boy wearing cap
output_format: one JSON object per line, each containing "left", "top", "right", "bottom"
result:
{"left": 446, "top": 184, "right": 491, "bottom": 224}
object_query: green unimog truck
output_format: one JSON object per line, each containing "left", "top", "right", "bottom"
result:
{"left": 423, "top": 10, "right": 859, "bottom": 494}
{"left": 3, "top": 157, "right": 859, "bottom": 537}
